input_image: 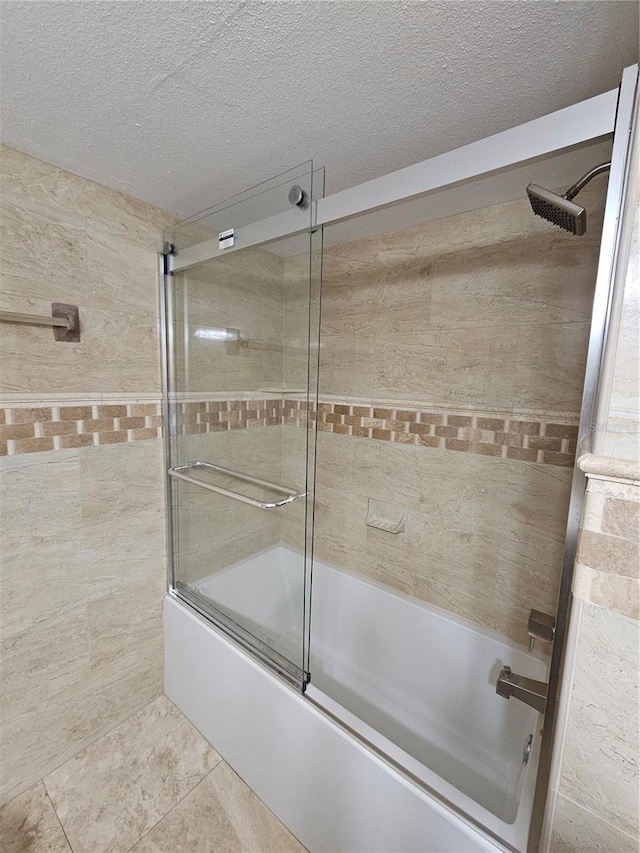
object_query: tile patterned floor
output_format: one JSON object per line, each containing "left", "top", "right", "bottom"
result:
{"left": 0, "top": 695, "right": 305, "bottom": 853}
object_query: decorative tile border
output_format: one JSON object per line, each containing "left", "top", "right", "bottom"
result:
{"left": 0, "top": 398, "right": 288, "bottom": 456}
{"left": 284, "top": 399, "right": 579, "bottom": 468}
{"left": 170, "top": 399, "right": 284, "bottom": 436}
{"left": 0, "top": 396, "right": 579, "bottom": 468}
{"left": 0, "top": 402, "right": 163, "bottom": 456}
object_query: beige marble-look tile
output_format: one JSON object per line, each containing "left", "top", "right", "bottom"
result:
{"left": 322, "top": 189, "right": 602, "bottom": 279}
{"left": 0, "top": 145, "right": 164, "bottom": 250}
{"left": 485, "top": 458, "right": 573, "bottom": 565}
{"left": 312, "top": 483, "right": 370, "bottom": 577}
{"left": 550, "top": 793, "right": 639, "bottom": 853}
{"left": 430, "top": 233, "right": 598, "bottom": 329}
{"left": 44, "top": 696, "right": 221, "bottom": 853}
{"left": 579, "top": 457, "right": 640, "bottom": 486}
{"left": 319, "top": 332, "right": 375, "bottom": 398}
{"left": 410, "top": 530, "right": 503, "bottom": 635}
{"left": 0, "top": 575, "right": 163, "bottom": 804}
{"left": 174, "top": 482, "right": 279, "bottom": 585}
{"left": 573, "top": 563, "right": 640, "bottom": 620}
{"left": 559, "top": 605, "right": 639, "bottom": 838}
{"left": 166, "top": 215, "right": 218, "bottom": 251}
{"left": 494, "top": 545, "right": 562, "bottom": 646}
{"left": 577, "top": 529, "right": 640, "bottom": 579}
{"left": 173, "top": 321, "right": 282, "bottom": 395}
{"left": 0, "top": 781, "right": 71, "bottom": 853}
{"left": 312, "top": 430, "right": 571, "bottom": 642}
{"left": 372, "top": 325, "right": 518, "bottom": 408}
{"left": 513, "top": 321, "right": 590, "bottom": 412}
{"left": 130, "top": 762, "right": 305, "bottom": 853}
{"left": 0, "top": 270, "right": 84, "bottom": 317}
{"left": 321, "top": 255, "right": 433, "bottom": 337}
{"left": 87, "top": 578, "right": 164, "bottom": 683}
{"left": 580, "top": 486, "right": 606, "bottom": 533}
{"left": 602, "top": 421, "right": 640, "bottom": 463}
{"left": 283, "top": 268, "right": 319, "bottom": 390}
{"left": 0, "top": 300, "right": 161, "bottom": 395}
{"left": 1, "top": 645, "right": 164, "bottom": 806}
{"left": 176, "top": 249, "right": 283, "bottom": 328}
{"left": 601, "top": 496, "right": 640, "bottom": 540}
{"left": 0, "top": 450, "right": 85, "bottom": 638}
{"left": 0, "top": 596, "right": 164, "bottom": 804}
{"left": 0, "top": 442, "right": 165, "bottom": 640}
{"left": 0, "top": 193, "right": 86, "bottom": 291}
{"left": 0, "top": 440, "right": 165, "bottom": 800}
{"left": 78, "top": 440, "right": 165, "bottom": 570}
{"left": 0, "top": 605, "right": 89, "bottom": 723}
{"left": 85, "top": 224, "right": 160, "bottom": 317}
{"left": 171, "top": 427, "right": 282, "bottom": 587}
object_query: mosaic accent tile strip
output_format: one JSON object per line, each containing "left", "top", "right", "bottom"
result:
{"left": 0, "top": 402, "right": 164, "bottom": 456}
{"left": 170, "top": 399, "right": 285, "bottom": 435}
{"left": 284, "top": 399, "right": 579, "bottom": 468}
{"left": 0, "top": 397, "right": 579, "bottom": 467}
{"left": 0, "top": 399, "right": 287, "bottom": 456}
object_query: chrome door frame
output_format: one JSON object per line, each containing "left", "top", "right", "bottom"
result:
{"left": 159, "top": 65, "right": 639, "bottom": 853}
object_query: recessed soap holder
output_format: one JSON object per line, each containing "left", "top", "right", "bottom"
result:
{"left": 366, "top": 498, "right": 408, "bottom": 534}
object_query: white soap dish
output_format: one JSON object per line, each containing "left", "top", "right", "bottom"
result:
{"left": 366, "top": 498, "right": 407, "bottom": 534}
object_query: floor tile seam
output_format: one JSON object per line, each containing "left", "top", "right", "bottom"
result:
{"left": 123, "top": 763, "right": 222, "bottom": 853}
{"left": 222, "top": 763, "right": 311, "bottom": 853}
{"left": 44, "top": 782, "right": 74, "bottom": 853}
{"left": 555, "top": 790, "right": 639, "bottom": 841}
{"left": 37, "top": 690, "right": 165, "bottom": 807}
{"left": 0, "top": 693, "right": 165, "bottom": 809}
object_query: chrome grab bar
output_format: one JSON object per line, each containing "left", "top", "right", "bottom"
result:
{"left": 0, "top": 310, "right": 71, "bottom": 329}
{"left": 168, "top": 461, "right": 305, "bottom": 510}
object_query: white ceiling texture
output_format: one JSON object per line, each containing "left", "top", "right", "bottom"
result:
{"left": 1, "top": 1, "right": 638, "bottom": 218}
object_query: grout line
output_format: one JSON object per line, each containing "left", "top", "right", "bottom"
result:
{"left": 123, "top": 765, "right": 222, "bottom": 853}
{"left": 555, "top": 792, "right": 639, "bottom": 842}
{"left": 45, "top": 786, "right": 74, "bottom": 853}
{"left": 41, "top": 777, "right": 74, "bottom": 853}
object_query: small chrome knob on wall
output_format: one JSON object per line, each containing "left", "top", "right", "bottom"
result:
{"left": 527, "top": 609, "right": 556, "bottom": 652}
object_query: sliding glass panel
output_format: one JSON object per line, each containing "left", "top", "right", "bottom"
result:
{"left": 306, "top": 138, "right": 613, "bottom": 847}
{"left": 163, "top": 163, "right": 323, "bottom": 688}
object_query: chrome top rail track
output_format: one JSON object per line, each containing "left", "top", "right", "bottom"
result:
{"left": 169, "top": 86, "right": 619, "bottom": 273}
{"left": 168, "top": 461, "right": 305, "bottom": 510}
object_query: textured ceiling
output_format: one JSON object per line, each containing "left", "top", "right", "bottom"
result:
{"left": 1, "top": 1, "right": 638, "bottom": 216}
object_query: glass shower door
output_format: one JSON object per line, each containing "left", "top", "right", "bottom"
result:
{"left": 162, "top": 163, "right": 323, "bottom": 689}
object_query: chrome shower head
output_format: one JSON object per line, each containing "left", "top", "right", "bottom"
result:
{"left": 526, "top": 161, "right": 611, "bottom": 237}
{"left": 526, "top": 184, "right": 587, "bottom": 236}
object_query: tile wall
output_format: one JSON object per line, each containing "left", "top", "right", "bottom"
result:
{"left": 0, "top": 146, "right": 174, "bottom": 804}
{"left": 3, "top": 140, "right": 636, "bottom": 849}
{"left": 548, "top": 199, "right": 640, "bottom": 852}
{"left": 290, "top": 186, "right": 605, "bottom": 646}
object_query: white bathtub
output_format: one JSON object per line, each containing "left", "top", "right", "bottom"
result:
{"left": 165, "top": 545, "right": 547, "bottom": 852}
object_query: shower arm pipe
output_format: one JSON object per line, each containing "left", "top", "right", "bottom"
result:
{"left": 169, "top": 84, "right": 620, "bottom": 273}
{"left": 564, "top": 161, "right": 612, "bottom": 200}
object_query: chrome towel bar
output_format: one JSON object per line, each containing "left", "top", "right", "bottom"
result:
{"left": 0, "top": 303, "right": 81, "bottom": 342}
{"left": 168, "top": 461, "right": 305, "bottom": 510}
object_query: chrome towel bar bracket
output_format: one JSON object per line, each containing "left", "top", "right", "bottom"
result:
{"left": 168, "top": 461, "right": 305, "bottom": 510}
